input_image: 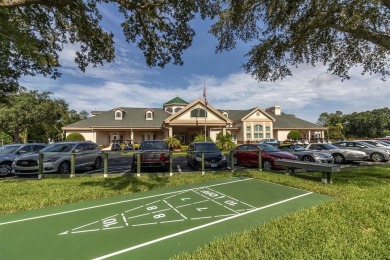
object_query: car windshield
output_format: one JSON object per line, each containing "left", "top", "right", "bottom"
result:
{"left": 0, "top": 145, "right": 20, "bottom": 154}
{"left": 291, "top": 145, "right": 306, "bottom": 151}
{"left": 41, "top": 143, "right": 76, "bottom": 152}
{"left": 318, "top": 143, "right": 338, "bottom": 150}
{"left": 140, "top": 141, "right": 168, "bottom": 150}
{"left": 195, "top": 143, "right": 220, "bottom": 152}
{"left": 255, "top": 144, "right": 280, "bottom": 152}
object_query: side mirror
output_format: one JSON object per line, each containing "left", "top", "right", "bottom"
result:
{"left": 74, "top": 148, "right": 82, "bottom": 153}
{"left": 18, "top": 149, "right": 27, "bottom": 154}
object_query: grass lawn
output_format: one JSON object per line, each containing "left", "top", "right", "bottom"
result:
{"left": 1, "top": 165, "right": 390, "bottom": 259}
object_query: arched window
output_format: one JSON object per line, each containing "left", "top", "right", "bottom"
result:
{"left": 254, "top": 124, "right": 263, "bottom": 131}
{"left": 191, "top": 108, "right": 207, "bottom": 117}
{"left": 174, "top": 107, "right": 182, "bottom": 112}
{"left": 166, "top": 107, "right": 173, "bottom": 113}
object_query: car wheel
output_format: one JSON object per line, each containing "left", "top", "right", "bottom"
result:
{"left": 193, "top": 160, "right": 199, "bottom": 171}
{"left": 333, "top": 153, "right": 345, "bottom": 164}
{"left": 302, "top": 156, "right": 314, "bottom": 162}
{"left": 263, "top": 160, "right": 272, "bottom": 171}
{"left": 57, "top": 161, "right": 70, "bottom": 174}
{"left": 0, "top": 162, "right": 12, "bottom": 176}
{"left": 371, "top": 152, "right": 385, "bottom": 162}
{"left": 93, "top": 157, "right": 102, "bottom": 169}
{"left": 233, "top": 157, "right": 239, "bottom": 166}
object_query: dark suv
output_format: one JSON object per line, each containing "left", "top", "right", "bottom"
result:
{"left": 131, "top": 140, "right": 170, "bottom": 173}
{"left": 187, "top": 142, "right": 227, "bottom": 170}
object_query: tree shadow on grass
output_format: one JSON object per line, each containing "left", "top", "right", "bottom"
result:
{"left": 80, "top": 174, "right": 171, "bottom": 193}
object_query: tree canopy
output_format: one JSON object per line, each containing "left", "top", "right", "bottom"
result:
{"left": 0, "top": 89, "right": 88, "bottom": 143}
{"left": 1, "top": 0, "right": 389, "bottom": 101}
{"left": 317, "top": 108, "right": 390, "bottom": 138}
{"left": 0, "top": 0, "right": 220, "bottom": 100}
{"left": 210, "top": 0, "right": 390, "bottom": 81}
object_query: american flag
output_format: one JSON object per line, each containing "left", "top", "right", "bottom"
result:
{"left": 203, "top": 83, "right": 207, "bottom": 107}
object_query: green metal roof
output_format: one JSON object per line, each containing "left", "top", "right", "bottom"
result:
{"left": 164, "top": 97, "right": 188, "bottom": 105}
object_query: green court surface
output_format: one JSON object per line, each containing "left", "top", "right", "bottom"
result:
{"left": 0, "top": 177, "right": 332, "bottom": 259}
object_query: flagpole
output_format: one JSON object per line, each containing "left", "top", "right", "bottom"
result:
{"left": 203, "top": 81, "right": 207, "bottom": 142}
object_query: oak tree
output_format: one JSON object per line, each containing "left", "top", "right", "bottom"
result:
{"left": 210, "top": 0, "right": 390, "bottom": 81}
{"left": 0, "top": 0, "right": 220, "bottom": 100}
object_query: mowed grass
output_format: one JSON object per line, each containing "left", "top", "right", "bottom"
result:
{"left": 1, "top": 165, "right": 390, "bottom": 259}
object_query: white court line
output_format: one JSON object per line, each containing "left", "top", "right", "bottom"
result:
{"left": 0, "top": 178, "right": 252, "bottom": 226}
{"left": 93, "top": 192, "right": 313, "bottom": 260}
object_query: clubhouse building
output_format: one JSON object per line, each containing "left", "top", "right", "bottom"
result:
{"left": 62, "top": 97, "right": 327, "bottom": 146}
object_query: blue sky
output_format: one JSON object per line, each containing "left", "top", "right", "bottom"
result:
{"left": 19, "top": 7, "right": 389, "bottom": 124}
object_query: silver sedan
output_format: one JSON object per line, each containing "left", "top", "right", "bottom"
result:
{"left": 306, "top": 143, "right": 368, "bottom": 164}
{"left": 279, "top": 145, "right": 334, "bottom": 163}
{"left": 332, "top": 141, "right": 390, "bottom": 162}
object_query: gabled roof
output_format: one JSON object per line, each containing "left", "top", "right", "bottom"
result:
{"left": 164, "top": 98, "right": 233, "bottom": 124}
{"left": 63, "top": 108, "right": 170, "bottom": 129}
{"left": 241, "top": 107, "right": 275, "bottom": 121}
{"left": 219, "top": 108, "right": 275, "bottom": 122}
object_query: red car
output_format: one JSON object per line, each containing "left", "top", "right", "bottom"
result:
{"left": 232, "top": 143, "right": 298, "bottom": 170}
{"left": 131, "top": 140, "right": 170, "bottom": 173}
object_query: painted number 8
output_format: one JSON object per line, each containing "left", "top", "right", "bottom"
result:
{"left": 154, "top": 214, "right": 165, "bottom": 219}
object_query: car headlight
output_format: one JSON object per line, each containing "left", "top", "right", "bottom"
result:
{"left": 383, "top": 150, "right": 390, "bottom": 154}
{"left": 195, "top": 156, "right": 202, "bottom": 162}
{"left": 221, "top": 155, "right": 227, "bottom": 161}
{"left": 44, "top": 157, "right": 61, "bottom": 162}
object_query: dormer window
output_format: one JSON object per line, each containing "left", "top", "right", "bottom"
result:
{"left": 223, "top": 111, "right": 229, "bottom": 118}
{"left": 145, "top": 109, "right": 154, "bottom": 120}
{"left": 114, "top": 109, "right": 124, "bottom": 120}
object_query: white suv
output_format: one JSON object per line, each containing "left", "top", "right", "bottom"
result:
{"left": 13, "top": 141, "right": 102, "bottom": 176}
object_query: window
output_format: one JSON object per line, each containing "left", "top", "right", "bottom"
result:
{"left": 254, "top": 133, "right": 263, "bottom": 138}
{"left": 166, "top": 107, "right": 173, "bottom": 113}
{"left": 246, "top": 133, "right": 251, "bottom": 139}
{"left": 266, "top": 126, "right": 270, "bottom": 132}
{"left": 254, "top": 125, "right": 263, "bottom": 131}
{"left": 191, "top": 108, "right": 207, "bottom": 117}
{"left": 115, "top": 110, "right": 123, "bottom": 120}
{"left": 231, "top": 134, "right": 237, "bottom": 141}
{"left": 174, "top": 107, "right": 182, "bottom": 112}
{"left": 266, "top": 133, "right": 271, "bottom": 138}
{"left": 246, "top": 126, "right": 251, "bottom": 132}
{"left": 146, "top": 111, "right": 153, "bottom": 120}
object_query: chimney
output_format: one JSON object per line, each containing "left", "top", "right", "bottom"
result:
{"left": 267, "top": 106, "right": 281, "bottom": 115}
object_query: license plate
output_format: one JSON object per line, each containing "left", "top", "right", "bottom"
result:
{"left": 211, "top": 163, "right": 217, "bottom": 167}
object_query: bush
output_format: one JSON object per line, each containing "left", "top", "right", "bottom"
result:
{"left": 65, "top": 132, "right": 85, "bottom": 141}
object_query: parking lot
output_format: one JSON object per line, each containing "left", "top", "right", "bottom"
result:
{"left": 2, "top": 151, "right": 390, "bottom": 179}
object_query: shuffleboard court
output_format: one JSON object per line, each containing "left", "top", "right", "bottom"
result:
{"left": 0, "top": 177, "right": 332, "bottom": 259}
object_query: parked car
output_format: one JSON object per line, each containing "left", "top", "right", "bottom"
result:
{"left": 356, "top": 140, "right": 389, "bottom": 147}
{"left": 260, "top": 139, "right": 280, "bottom": 147}
{"left": 12, "top": 141, "right": 102, "bottom": 176}
{"left": 305, "top": 143, "right": 368, "bottom": 164}
{"left": 231, "top": 143, "right": 298, "bottom": 171}
{"left": 0, "top": 143, "right": 47, "bottom": 176}
{"left": 131, "top": 140, "right": 170, "bottom": 172}
{"left": 187, "top": 142, "right": 227, "bottom": 170}
{"left": 111, "top": 142, "right": 121, "bottom": 151}
{"left": 279, "top": 144, "right": 334, "bottom": 163}
{"left": 332, "top": 141, "right": 390, "bottom": 162}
